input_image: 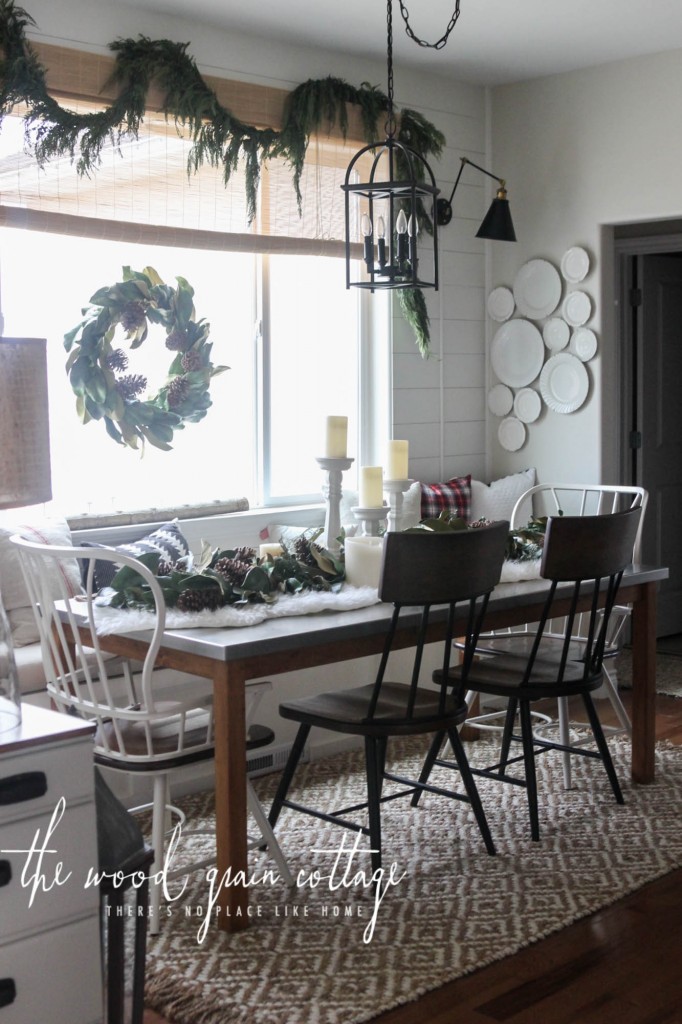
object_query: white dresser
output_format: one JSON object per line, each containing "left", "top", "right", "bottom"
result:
{"left": 0, "top": 705, "right": 102, "bottom": 1024}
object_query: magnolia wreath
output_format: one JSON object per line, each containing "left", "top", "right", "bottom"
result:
{"left": 64, "top": 266, "right": 227, "bottom": 450}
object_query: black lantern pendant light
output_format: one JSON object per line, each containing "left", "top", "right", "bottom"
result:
{"left": 342, "top": 0, "right": 447, "bottom": 292}
{"left": 342, "top": 1, "right": 516, "bottom": 293}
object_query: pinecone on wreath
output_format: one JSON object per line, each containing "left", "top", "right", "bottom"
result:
{"left": 120, "top": 301, "right": 147, "bottom": 333}
{"left": 176, "top": 588, "right": 222, "bottom": 612}
{"left": 166, "top": 327, "right": 190, "bottom": 352}
{"left": 116, "top": 374, "right": 148, "bottom": 400}
{"left": 167, "top": 376, "right": 190, "bottom": 408}
{"left": 106, "top": 349, "right": 129, "bottom": 372}
{"left": 181, "top": 350, "right": 202, "bottom": 373}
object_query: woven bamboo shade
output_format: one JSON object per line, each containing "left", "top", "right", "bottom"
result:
{"left": 0, "top": 337, "right": 52, "bottom": 509}
{"left": 0, "top": 41, "right": 369, "bottom": 256}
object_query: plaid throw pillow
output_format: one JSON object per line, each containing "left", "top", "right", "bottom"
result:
{"left": 80, "top": 521, "right": 191, "bottom": 590}
{"left": 420, "top": 475, "right": 472, "bottom": 522}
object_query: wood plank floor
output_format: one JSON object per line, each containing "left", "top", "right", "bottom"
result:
{"left": 144, "top": 690, "right": 682, "bottom": 1024}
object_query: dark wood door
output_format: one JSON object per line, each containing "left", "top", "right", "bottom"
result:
{"left": 637, "top": 253, "right": 682, "bottom": 636}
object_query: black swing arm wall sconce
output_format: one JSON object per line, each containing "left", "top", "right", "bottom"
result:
{"left": 436, "top": 156, "right": 516, "bottom": 240}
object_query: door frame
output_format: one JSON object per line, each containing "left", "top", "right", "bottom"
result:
{"left": 612, "top": 227, "right": 682, "bottom": 485}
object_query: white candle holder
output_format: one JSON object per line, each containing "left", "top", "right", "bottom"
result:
{"left": 316, "top": 456, "right": 354, "bottom": 554}
{"left": 351, "top": 504, "right": 388, "bottom": 537}
{"left": 383, "top": 478, "right": 414, "bottom": 532}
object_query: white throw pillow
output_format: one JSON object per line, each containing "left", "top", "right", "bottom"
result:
{"left": 470, "top": 468, "right": 536, "bottom": 525}
{"left": 0, "top": 515, "right": 82, "bottom": 646}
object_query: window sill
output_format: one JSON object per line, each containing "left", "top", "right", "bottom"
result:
{"left": 69, "top": 500, "right": 326, "bottom": 548}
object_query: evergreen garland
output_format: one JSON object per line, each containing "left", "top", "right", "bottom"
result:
{"left": 0, "top": 0, "right": 446, "bottom": 353}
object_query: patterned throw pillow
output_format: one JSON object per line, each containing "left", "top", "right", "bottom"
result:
{"left": 420, "top": 475, "right": 472, "bottom": 521}
{"left": 81, "top": 521, "right": 191, "bottom": 590}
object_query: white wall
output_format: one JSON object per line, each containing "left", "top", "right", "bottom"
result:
{"left": 489, "top": 48, "right": 682, "bottom": 485}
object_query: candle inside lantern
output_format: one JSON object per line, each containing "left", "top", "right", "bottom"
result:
{"left": 259, "top": 542, "right": 284, "bottom": 560}
{"left": 344, "top": 536, "right": 384, "bottom": 590}
{"left": 359, "top": 466, "right": 383, "bottom": 508}
{"left": 386, "top": 440, "right": 409, "bottom": 480}
{"left": 324, "top": 416, "right": 348, "bottom": 458}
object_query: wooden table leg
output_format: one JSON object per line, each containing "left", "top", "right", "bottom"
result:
{"left": 212, "top": 662, "right": 250, "bottom": 932}
{"left": 630, "top": 581, "right": 657, "bottom": 784}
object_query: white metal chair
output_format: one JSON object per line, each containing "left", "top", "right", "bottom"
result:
{"left": 11, "top": 536, "right": 293, "bottom": 932}
{"left": 467, "top": 483, "right": 647, "bottom": 788}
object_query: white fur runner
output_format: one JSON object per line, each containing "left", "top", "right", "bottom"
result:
{"left": 93, "top": 559, "right": 541, "bottom": 635}
{"left": 94, "top": 584, "right": 381, "bottom": 634}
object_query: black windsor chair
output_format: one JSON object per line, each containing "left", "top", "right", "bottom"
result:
{"left": 268, "top": 522, "right": 509, "bottom": 875}
{"left": 412, "top": 505, "right": 643, "bottom": 841}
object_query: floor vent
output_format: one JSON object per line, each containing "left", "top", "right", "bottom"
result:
{"left": 246, "top": 741, "right": 310, "bottom": 778}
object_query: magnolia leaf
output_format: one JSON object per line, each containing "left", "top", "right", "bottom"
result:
{"left": 196, "top": 540, "right": 217, "bottom": 572}
{"left": 242, "top": 566, "right": 272, "bottom": 593}
{"left": 142, "top": 266, "right": 164, "bottom": 286}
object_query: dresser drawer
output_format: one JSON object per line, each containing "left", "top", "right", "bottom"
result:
{"left": 0, "top": 913, "right": 102, "bottom": 1023}
{"left": 0, "top": 800, "right": 99, "bottom": 943}
{"left": 0, "top": 739, "right": 94, "bottom": 826}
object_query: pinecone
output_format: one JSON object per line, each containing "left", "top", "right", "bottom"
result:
{"left": 157, "top": 559, "right": 174, "bottom": 576}
{"left": 166, "top": 327, "right": 190, "bottom": 352}
{"left": 167, "top": 375, "right": 190, "bottom": 408}
{"left": 120, "top": 301, "right": 147, "bottom": 333}
{"left": 232, "top": 546, "right": 256, "bottom": 562}
{"left": 176, "top": 587, "right": 221, "bottom": 613}
{"left": 213, "top": 557, "right": 251, "bottom": 586}
{"left": 106, "top": 349, "right": 129, "bottom": 372}
{"left": 181, "top": 349, "right": 202, "bottom": 372}
{"left": 293, "top": 535, "right": 319, "bottom": 568}
{"left": 115, "top": 374, "right": 148, "bottom": 400}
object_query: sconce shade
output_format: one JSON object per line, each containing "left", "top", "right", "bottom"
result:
{"left": 0, "top": 337, "right": 52, "bottom": 509}
{"left": 476, "top": 189, "right": 517, "bottom": 242}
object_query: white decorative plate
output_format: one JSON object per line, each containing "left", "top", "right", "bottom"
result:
{"left": 498, "top": 416, "right": 527, "bottom": 452}
{"left": 487, "top": 383, "right": 514, "bottom": 417}
{"left": 569, "top": 327, "right": 598, "bottom": 362}
{"left": 487, "top": 286, "right": 515, "bottom": 322}
{"left": 540, "top": 352, "right": 589, "bottom": 414}
{"left": 490, "top": 319, "right": 545, "bottom": 389}
{"left": 561, "top": 246, "right": 590, "bottom": 284}
{"left": 513, "top": 259, "right": 562, "bottom": 319}
{"left": 562, "top": 290, "right": 592, "bottom": 327}
{"left": 513, "top": 387, "right": 542, "bottom": 424}
{"left": 542, "top": 317, "right": 570, "bottom": 352}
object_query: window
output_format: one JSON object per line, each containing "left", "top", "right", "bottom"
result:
{"left": 0, "top": 226, "right": 374, "bottom": 517}
{"left": 0, "top": 66, "right": 388, "bottom": 519}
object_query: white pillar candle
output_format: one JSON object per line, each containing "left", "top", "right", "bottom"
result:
{"left": 344, "top": 536, "right": 384, "bottom": 590}
{"left": 386, "top": 440, "right": 409, "bottom": 480}
{"left": 359, "top": 466, "right": 383, "bottom": 508}
{"left": 259, "top": 543, "right": 283, "bottom": 559}
{"left": 324, "top": 416, "right": 348, "bottom": 458}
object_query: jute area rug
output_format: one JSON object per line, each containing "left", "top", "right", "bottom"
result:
{"left": 615, "top": 648, "right": 682, "bottom": 697}
{"left": 145, "top": 734, "right": 682, "bottom": 1024}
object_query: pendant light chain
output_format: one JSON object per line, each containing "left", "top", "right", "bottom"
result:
{"left": 385, "top": 0, "right": 396, "bottom": 137}
{"left": 397, "top": 1, "right": 462, "bottom": 50}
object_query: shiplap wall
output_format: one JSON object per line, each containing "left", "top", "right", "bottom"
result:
{"left": 391, "top": 89, "right": 489, "bottom": 486}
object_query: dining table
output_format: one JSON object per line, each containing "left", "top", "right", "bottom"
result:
{"left": 67, "top": 562, "right": 668, "bottom": 933}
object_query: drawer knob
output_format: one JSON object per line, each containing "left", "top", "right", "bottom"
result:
{"left": 0, "top": 979, "right": 16, "bottom": 1008}
{"left": 0, "top": 861, "right": 10, "bottom": 888}
{"left": 0, "top": 771, "right": 48, "bottom": 806}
